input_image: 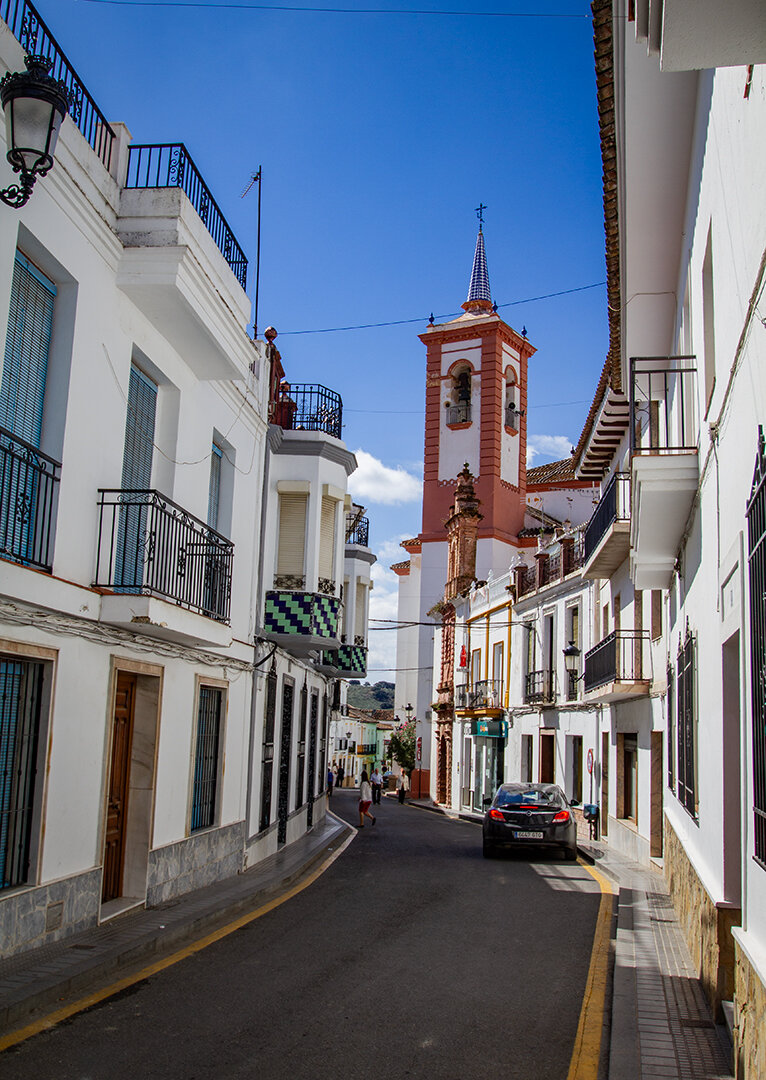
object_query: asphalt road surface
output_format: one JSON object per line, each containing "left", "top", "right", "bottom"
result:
{"left": 2, "top": 792, "right": 604, "bottom": 1080}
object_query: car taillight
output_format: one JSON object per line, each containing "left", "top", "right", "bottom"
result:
{"left": 489, "top": 808, "right": 505, "bottom": 820}
{"left": 553, "top": 810, "right": 570, "bottom": 823}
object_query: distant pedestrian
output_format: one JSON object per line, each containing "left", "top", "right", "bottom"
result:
{"left": 397, "top": 770, "right": 410, "bottom": 805}
{"left": 327, "top": 766, "right": 334, "bottom": 798}
{"left": 370, "top": 766, "right": 383, "bottom": 805}
{"left": 357, "top": 770, "right": 376, "bottom": 828}
{"left": 336, "top": 763, "right": 345, "bottom": 790}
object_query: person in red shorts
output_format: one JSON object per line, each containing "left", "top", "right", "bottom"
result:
{"left": 357, "top": 770, "right": 376, "bottom": 828}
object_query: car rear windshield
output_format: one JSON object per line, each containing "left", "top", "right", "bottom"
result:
{"left": 494, "top": 786, "right": 563, "bottom": 808}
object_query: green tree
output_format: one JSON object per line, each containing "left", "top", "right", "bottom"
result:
{"left": 388, "top": 717, "right": 416, "bottom": 774}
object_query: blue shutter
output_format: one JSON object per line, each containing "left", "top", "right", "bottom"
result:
{"left": 115, "top": 366, "right": 157, "bottom": 590}
{"left": 207, "top": 443, "right": 222, "bottom": 529}
{"left": 0, "top": 252, "right": 56, "bottom": 448}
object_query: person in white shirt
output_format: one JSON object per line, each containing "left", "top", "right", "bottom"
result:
{"left": 396, "top": 770, "right": 410, "bottom": 805}
{"left": 370, "top": 766, "right": 383, "bottom": 805}
{"left": 357, "top": 770, "right": 377, "bottom": 828}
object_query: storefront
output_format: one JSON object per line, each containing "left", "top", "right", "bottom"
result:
{"left": 460, "top": 718, "right": 508, "bottom": 813}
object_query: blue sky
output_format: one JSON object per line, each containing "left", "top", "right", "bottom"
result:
{"left": 57, "top": 0, "right": 607, "bottom": 677}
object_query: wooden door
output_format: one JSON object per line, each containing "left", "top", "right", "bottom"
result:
{"left": 539, "top": 732, "right": 555, "bottom": 784}
{"left": 103, "top": 672, "right": 136, "bottom": 902}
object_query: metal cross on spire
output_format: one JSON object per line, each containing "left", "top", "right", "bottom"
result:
{"left": 475, "top": 203, "right": 487, "bottom": 230}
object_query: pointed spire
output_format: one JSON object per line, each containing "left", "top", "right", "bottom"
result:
{"left": 462, "top": 208, "right": 494, "bottom": 314}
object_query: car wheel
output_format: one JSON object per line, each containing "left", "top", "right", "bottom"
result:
{"left": 564, "top": 844, "right": 578, "bottom": 862}
{"left": 483, "top": 839, "right": 496, "bottom": 859}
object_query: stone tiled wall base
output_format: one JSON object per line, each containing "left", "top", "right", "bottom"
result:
{"left": 733, "top": 942, "right": 766, "bottom": 1080}
{"left": 146, "top": 821, "right": 245, "bottom": 906}
{"left": 0, "top": 868, "right": 101, "bottom": 957}
{"left": 664, "top": 815, "right": 740, "bottom": 1019}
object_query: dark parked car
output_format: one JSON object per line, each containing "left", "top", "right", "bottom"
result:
{"left": 482, "top": 783, "right": 578, "bottom": 860}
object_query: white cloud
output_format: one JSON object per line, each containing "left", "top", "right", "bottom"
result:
{"left": 526, "top": 434, "right": 573, "bottom": 465}
{"left": 348, "top": 450, "right": 422, "bottom": 505}
{"left": 366, "top": 553, "right": 401, "bottom": 680}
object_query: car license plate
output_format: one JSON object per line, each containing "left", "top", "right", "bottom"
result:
{"left": 513, "top": 830, "right": 544, "bottom": 839}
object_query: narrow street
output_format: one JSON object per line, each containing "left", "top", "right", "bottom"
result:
{"left": 2, "top": 794, "right": 605, "bottom": 1080}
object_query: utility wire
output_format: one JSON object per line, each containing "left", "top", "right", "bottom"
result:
{"left": 81, "top": 0, "right": 592, "bottom": 16}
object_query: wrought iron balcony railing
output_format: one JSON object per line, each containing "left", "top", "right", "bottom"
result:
{"left": 0, "top": 426, "right": 60, "bottom": 573}
{"left": 455, "top": 679, "right": 503, "bottom": 710}
{"left": 525, "top": 670, "right": 554, "bottom": 705}
{"left": 630, "top": 355, "right": 698, "bottom": 455}
{"left": 125, "top": 144, "right": 248, "bottom": 289}
{"left": 272, "top": 383, "right": 343, "bottom": 440}
{"left": 505, "top": 404, "right": 520, "bottom": 430}
{"left": 584, "top": 472, "right": 630, "bottom": 563}
{"left": 345, "top": 513, "right": 369, "bottom": 547}
{"left": 447, "top": 403, "right": 471, "bottom": 425}
{"left": 584, "top": 630, "right": 651, "bottom": 693}
{"left": 1, "top": 0, "right": 114, "bottom": 169}
{"left": 94, "top": 489, "right": 234, "bottom": 623}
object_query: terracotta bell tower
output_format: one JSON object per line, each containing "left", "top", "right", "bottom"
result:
{"left": 419, "top": 223, "right": 536, "bottom": 563}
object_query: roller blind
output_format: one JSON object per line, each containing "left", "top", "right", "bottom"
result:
{"left": 277, "top": 493, "right": 307, "bottom": 577}
{"left": 208, "top": 443, "right": 222, "bottom": 529}
{"left": 121, "top": 366, "right": 157, "bottom": 489}
{"left": 355, "top": 581, "right": 366, "bottom": 639}
{"left": 318, "top": 496, "right": 336, "bottom": 581}
{"left": 0, "top": 251, "right": 56, "bottom": 448}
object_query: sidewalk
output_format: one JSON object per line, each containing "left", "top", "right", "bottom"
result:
{"left": 0, "top": 814, "right": 351, "bottom": 1041}
{"left": 405, "top": 796, "right": 733, "bottom": 1079}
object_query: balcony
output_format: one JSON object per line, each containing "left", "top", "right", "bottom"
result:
{"left": 272, "top": 384, "right": 343, "bottom": 440}
{"left": 583, "top": 472, "right": 631, "bottom": 579}
{"left": 0, "top": 427, "right": 60, "bottom": 573}
{"left": 94, "top": 489, "right": 233, "bottom": 646}
{"left": 345, "top": 512, "right": 369, "bottom": 547}
{"left": 525, "top": 670, "right": 554, "bottom": 705}
{"left": 446, "top": 403, "right": 471, "bottom": 427}
{"left": 2, "top": 0, "right": 115, "bottom": 170}
{"left": 583, "top": 630, "right": 651, "bottom": 702}
{"left": 263, "top": 589, "right": 341, "bottom": 656}
{"left": 455, "top": 679, "right": 503, "bottom": 713}
{"left": 319, "top": 643, "right": 368, "bottom": 679}
{"left": 630, "top": 356, "right": 699, "bottom": 590}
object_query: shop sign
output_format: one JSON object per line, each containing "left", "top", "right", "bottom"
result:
{"left": 471, "top": 719, "right": 508, "bottom": 738}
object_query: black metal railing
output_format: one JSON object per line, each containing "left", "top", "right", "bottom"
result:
{"left": 94, "top": 489, "right": 234, "bottom": 623}
{"left": 516, "top": 565, "right": 535, "bottom": 597}
{"left": 346, "top": 513, "right": 369, "bottom": 547}
{"left": 584, "top": 472, "right": 631, "bottom": 562}
{"left": 0, "top": 426, "right": 60, "bottom": 572}
{"left": 447, "top": 403, "right": 471, "bottom": 425}
{"left": 125, "top": 144, "right": 248, "bottom": 289}
{"left": 505, "top": 404, "right": 520, "bottom": 429}
{"left": 274, "top": 573, "right": 305, "bottom": 590}
{"left": 318, "top": 577, "right": 336, "bottom": 595}
{"left": 274, "top": 384, "right": 343, "bottom": 439}
{"left": 454, "top": 679, "right": 503, "bottom": 710}
{"left": 584, "top": 630, "right": 650, "bottom": 693}
{"left": 1, "top": 0, "right": 115, "bottom": 170}
{"left": 524, "top": 670, "right": 553, "bottom": 705}
{"left": 630, "top": 356, "right": 698, "bottom": 455}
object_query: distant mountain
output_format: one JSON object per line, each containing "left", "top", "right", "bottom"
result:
{"left": 346, "top": 681, "right": 395, "bottom": 711}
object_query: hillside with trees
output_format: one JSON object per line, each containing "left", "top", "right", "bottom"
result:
{"left": 346, "top": 681, "right": 395, "bottom": 711}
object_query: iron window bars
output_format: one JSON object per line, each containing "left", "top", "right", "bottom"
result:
{"left": 190, "top": 686, "right": 222, "bottom": 833}
{"left": 525, "top": 670, "right": 554, "bottom": 705}
{"left": 125, "top": 144, "right": 248, "bottom": 289}
{"left": 0, "top": 425, "right": 60, "bottom": 572}
{"left": 0, "top": 0, "right": 114, "bottom": 169}
{"left": 676, "top": 627, "right": 697, "bottom": 818}
{"left": 94, "top": 489, "right": 234, "bottom": 624}
{"left": 345, "top": 513, "right": 369, "bottom": 547}
{"left": 747, "top": 427, "right": 766, "bottom": 868}
{"left": 0, "top": 657, "right": 43, "bottom": 890}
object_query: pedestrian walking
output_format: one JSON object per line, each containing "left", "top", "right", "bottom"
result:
{"left": 357, "top": 770, "right": 377, "bottom": 828}
{"left": 327, "top": 766, "right": 334, "bottom": 798}
{"left": 336, "top": 763, "right": 345, "bottom": 790}
{"left": 396, "top": 770, "right": 409, "bottom": 804}
{"left": 370, "top": 765, "right": 383, "bottom": 805}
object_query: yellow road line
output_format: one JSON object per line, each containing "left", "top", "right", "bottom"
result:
{"left": 566, "top": 859, "right": 617, "bottom": 1080}
{"left": 0, "top": 832, "right": 355, "bottom": 1054}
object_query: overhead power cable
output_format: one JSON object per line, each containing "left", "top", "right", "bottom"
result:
{"left": 82, "top": 1, "right": 592, "bottom": 17}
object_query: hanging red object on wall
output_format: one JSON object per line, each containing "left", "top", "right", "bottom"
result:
{"left": 459, "top": 645, "right": 467, "bottom": 668}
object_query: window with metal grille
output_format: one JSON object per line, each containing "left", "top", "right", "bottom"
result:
{"left": 260, "top": 666, "right": 277, "bottom": 831}
{"left": 747, "top": 427, "right": 766, "bottom": 868}
{"left": 191, "top": 686, "right": 223, "bottom": 832}
{"left": 294, "top": 684, "right": 307, "bottom": 811}
{"left": 115, "top": 366, "right": 157, "bottom": 591}
{"left": 667, "top": 662, "right": 675, "bottom": 791}
{"left": 0, "top": 657, "right": 44, "bottom": 890}
{"left": 676, "top": 628, "right": 697, "bottom": 817}
{"left": 306, "top": 691, "right": 318, "bottom": 827}
{"left": 208, "top": 443, "right": 222, "bottom": 529}
{"left": 0, "top": 252, "right": 55, "bottom": 447}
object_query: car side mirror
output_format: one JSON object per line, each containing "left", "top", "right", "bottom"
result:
{"left": 570, "top": 799, "right": 580, "bottom": 807}
{"left": 483, "top": 796, "right": 492, "bottom": 807}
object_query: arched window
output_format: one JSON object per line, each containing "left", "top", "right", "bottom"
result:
{"left": 505, "top": 370, "right": 520, "bottom": 430}
{"left": 446, "top": 363, "right": 473, "bottom": 426}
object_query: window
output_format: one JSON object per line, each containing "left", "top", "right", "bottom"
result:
{"left": 676, "top": 628, "right": 697, "bottom": 816}
{"left": 567, "top": 605, "right": 580, "bottom": 700}
{"left": 191, "top": 686, "right": 223, "bottom": 832}
{"left": 294, "top": 685, "right": 307, "bottom": 810}
{"left": 620, "top": 734, "right": 638, "bottom": 822}
{"left": 571, "top": 735, "right": 583, "bottom": 804}
{"left": 651, "top": 591, "right": 663, "bottom": 641}
{"left": 260, "top": 666, "right": 277, "bottom": 831}
{"left": 276, "top": 493, "right": 307, "bottom": 589}
{"left": 354, "top": 581, "right": 367, "bottom": 645}
{"left": 746, "top": 429, "right": 766, "bottom": 867}
{"left": 446, "top": 364, "right": 472, "bottom": 425}
{"left": 702, "top": 228, "right": 716, "bottom": 416}
{"left": 492, "top": 641, "right": 503, "bottom": 699}
{"left": 667, "top": 663, "right": 675, "bottom": 791}
{"left": 505, "top": 372, "right": 519, "bottom": 429}
{"left": 115, "top": 365, "right": 157, "bottom": 591}
{"left": 0, "top": 253, "right": 59, "bottom": 569}
{"left": 471, "top": 648, "right": 482, "bottom": 686}
{"left": 0, "top": 657, "right": 45, "bottom": 889}
{"left": 318, "top": 495, "right": 337, "bottom": 593}
{"left": 208, "top": 443, "right": 222, "bottom": 530}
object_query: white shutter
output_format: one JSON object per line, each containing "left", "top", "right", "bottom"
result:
{"left": 318, "top": 496, "right": 337, "bottom": 582}
{"left": 355, "top": 582, "right": 366, "bottom": 641}
{"left": 277, "top": 493, "right": 307, "bottom": 578}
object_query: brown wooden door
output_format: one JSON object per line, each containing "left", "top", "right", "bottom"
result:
{"left": 102, "top": 672, "right": 136, "bottom": 902}
{"left": 539, "top": 732, "right": 555, "bottom": 784}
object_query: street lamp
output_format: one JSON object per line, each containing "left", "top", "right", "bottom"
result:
{"left": 563, "top": 641, "right": 581, "bottom": 675}
{"left": 0, "top": 55, "right": 73, "bottom": 209}
{"left": 404, "top": 703, "right": 413, "bottom": 722}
